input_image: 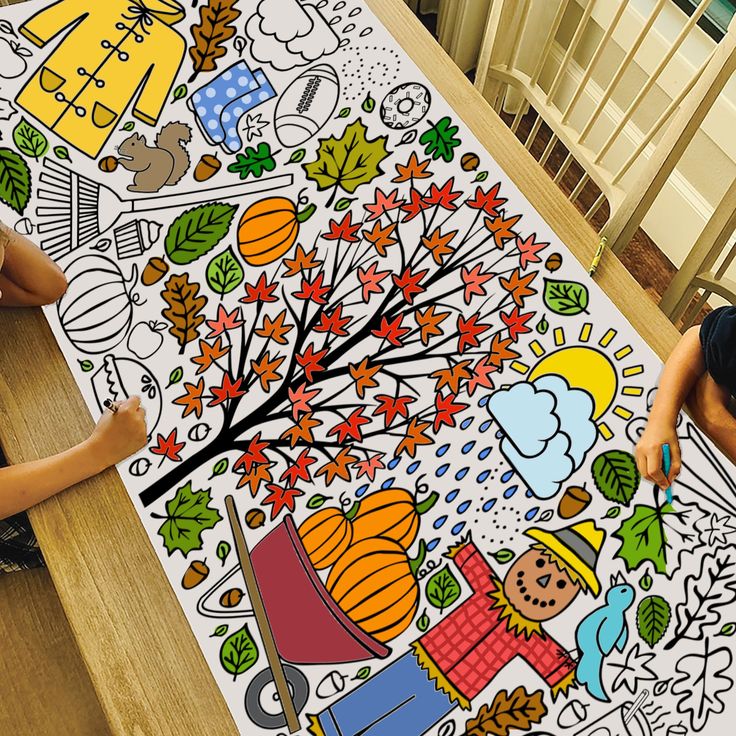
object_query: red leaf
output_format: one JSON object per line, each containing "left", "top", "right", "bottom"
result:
{"left": 149, "top": 428, "right": 185, "bottom": 463}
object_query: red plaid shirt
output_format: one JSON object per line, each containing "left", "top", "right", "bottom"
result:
{"left": 417, "top": 542, "right": 576, "bottom": 702}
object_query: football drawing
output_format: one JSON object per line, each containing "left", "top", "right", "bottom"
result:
{"left": 273, "top": 63, "right": 340, "bottom": 147}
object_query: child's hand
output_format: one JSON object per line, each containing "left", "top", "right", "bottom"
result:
{"left": 635, "top": 419, "right": 681, "bottom": 488}
{"left": 86, "top": 396, "right": 148, "bottom": 469}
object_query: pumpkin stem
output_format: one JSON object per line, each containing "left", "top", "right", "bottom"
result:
{"left": 296, "top": 202, "right": 317, "bottom": 223}
{"left": 408, "top": 539, "right": 427, "bottom": 578}
{"left": 345, "top": 500, "right": 361, "bottom": 520}
{"left": 415, "top": 491, "right": 439, "bottom": 516}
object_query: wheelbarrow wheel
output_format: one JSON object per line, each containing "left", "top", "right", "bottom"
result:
{"left": 245, "top": 664, "right": 309, "bottom": 729}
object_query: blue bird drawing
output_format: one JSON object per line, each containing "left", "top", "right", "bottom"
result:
{"left": 575, "top": 573, "right": 635, "bottom": 702}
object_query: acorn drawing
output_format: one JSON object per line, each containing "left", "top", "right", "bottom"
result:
{"left": 545, "top": 252, "right": 563, "bottom": 272}
{"left": 141, "top": 256, "right": 169, "bottom": 286}
{"left": 245, "top": 509, "right": 266, "bottom": 529}
{"left": 98, "top": 155, "right": 119, "bottom": 173}
{"left": 194, "top": 153, "right": 221, "bottom": 182}
{"left": 461, "top": 152, "right": 480, "bottom": 171}
{"left": 220, "top": 588, "right": 244, "bottom": 608}
{"left": 557, "top": 485, "right": 592, "bottom": 519}
{"left": 182, "top": 559, "right": 209, "bottom": 589}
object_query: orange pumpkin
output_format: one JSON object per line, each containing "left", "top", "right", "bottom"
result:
{"left": 351, "top": 488, "right": 439, "bottom": 550}
{"left": 238, "top": 196, "right": 316, "bottom": 266}
{"left": 327, "top": 537, "right": 425, "bottom": 643}
{"left": 298, "top": 507, "right": 353, "bottom": 570}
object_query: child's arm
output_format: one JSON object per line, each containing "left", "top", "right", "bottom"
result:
{"left": 0, "top": 225, "right": 68, "bottom": 307}
{"left": 0, "top": 397, "right": 146, "bottom": 519}
{"left": 687, "top": 372, "right": 736, "bottom": 464}
{"left": 636, "top": 326, "right": 705, "bottom": 488}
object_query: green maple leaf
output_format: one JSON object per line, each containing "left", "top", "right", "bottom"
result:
{"left": 613, "top": 502, "right": 693, "bottom": 576}
{"left": 419, "top": 116, "right": 461, "bottom": 162}
{"left": 154, "top": 481, "right": 222, "bottom": 557}
{"left": 303, "top": 119, "right": 389, "bottom": 206}
{"left": 226, "top": 142, "right": 278, "bottom": 179}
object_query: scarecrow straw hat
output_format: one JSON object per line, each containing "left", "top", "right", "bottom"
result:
{"left": 525, "top": 520, "right": 605, "bottom": 597}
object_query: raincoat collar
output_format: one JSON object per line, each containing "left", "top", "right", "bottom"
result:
{"left": 127, "top": 0, "right": 186, "bottom": 26}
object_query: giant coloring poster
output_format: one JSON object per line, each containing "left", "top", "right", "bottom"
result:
{"left": 0, "top": 0, "right": 734, "bottom": 734}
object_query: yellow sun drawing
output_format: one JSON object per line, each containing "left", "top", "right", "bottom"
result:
{"left": 507, "top": 323, "right": 645, "bottom": 440}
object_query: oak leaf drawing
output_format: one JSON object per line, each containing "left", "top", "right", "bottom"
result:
{"left": 161, "top": 274, "right": 208, "bottom": 354}
{"left": 188, "top": 0, "right": 241, "bottom": 82}
{"left": 465, "top": 687, "right": 547, "bottom": 736}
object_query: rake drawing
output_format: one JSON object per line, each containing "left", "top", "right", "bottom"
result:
{"left": 35, "top": 159, "right": 295, "bottom": 258}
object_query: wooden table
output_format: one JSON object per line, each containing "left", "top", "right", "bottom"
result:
{"left": 0, "top": 0, "right": 682, "bottom": 733}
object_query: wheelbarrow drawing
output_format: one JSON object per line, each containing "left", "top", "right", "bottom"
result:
{"left": 219, "top": 496, "right": 392, "bottom": 733}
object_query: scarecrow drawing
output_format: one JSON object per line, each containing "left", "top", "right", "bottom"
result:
{"left": 308, "top": 521, "right": 605, "bottom": 736}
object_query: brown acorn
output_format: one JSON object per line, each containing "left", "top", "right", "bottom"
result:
{"left": 220, "top": 588, "right": 244, "bottom": 608}
{"left": 557, "top": 485, "right": 592, "bottom": 519}
{"left": 141, "top": 256, "right": 169, "bottom": 286}
{"left": 98, "top": 155, "right": 119, "bottom": 173}
{"left": 245, "top": 509, "right": 266, "bottom": 529}
{"left": 461, "top": 152, "right": 480, "bottom": 171}
{"left": 545, "top": 252, "right": 563, "bottom": 272}
{"left": 181, "top": 559, "right": 209, "bottom": 589}
{"left": 194, "top": 153, "right": 221, "bottom": 182}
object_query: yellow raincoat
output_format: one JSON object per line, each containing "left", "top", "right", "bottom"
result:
{"left": 16, "top": 0, "right": 186, "bottom": 158}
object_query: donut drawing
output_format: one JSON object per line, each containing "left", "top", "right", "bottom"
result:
{"left": 380, "top": 82, "right": 431, "bottom": 129}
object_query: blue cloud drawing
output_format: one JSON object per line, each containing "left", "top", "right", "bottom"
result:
{"left": 487, "top": 375, "right": 597, "bottom": 498}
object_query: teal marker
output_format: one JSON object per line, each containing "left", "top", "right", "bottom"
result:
{"left": 662, "top": 443, "right": 673, "bottom": 505}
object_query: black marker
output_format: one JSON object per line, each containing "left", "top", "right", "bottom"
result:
{"left": 103, "top": 399, "right": 119, "bottom": 414}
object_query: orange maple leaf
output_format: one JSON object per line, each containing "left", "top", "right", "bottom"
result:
{"left": 250, "top": 351, "right": 285, "bottom": 392}
{"left": 173, "top": 378, "right": 205, "bottom": 418}
{"left": 349, "top": 357, "right": 382, "bottom": 398}
{"left": 255, "top": 309, "right": 294, "bottom": 345}
{"left": 489, "top": 332, "right": 521, "bottom": 367}
{"left": 191, "top": 336, "right": 231, "bottom": 374}
{"left": 315, "top": 446, "right": 359, "bottom": 485}
{"left": 396, "top": 417, "right": 433, "bottom": 458}
{"left": 363, "top": 220, "right": 399, "bottom": 257}
{"left": 279, "top": 413, "right": 323, "bottom": 448}
{"left": 420, "top": 227, "right": 457, "bottom": 265}
{"left": 430, "top": 360, "right": 473, "bottom": 394}
{"left": 484, "top": 212, "right": 522, "bottom": 249}
{"left": 415, "top": 305, "right": 450, "bottom": 345}
{"left": 283, "top": 244, "right": 323, "bottom": 277}
{"left": 499, "top": 268, "right": 538, "bottom": 307}
{"left": 236, "top": 462, "right": 274, "bottom": 497}
{"left": 392, "top": 151, "right": 433, "bottom": 182}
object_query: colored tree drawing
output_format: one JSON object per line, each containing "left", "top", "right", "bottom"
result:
{"left": 140, "top": 153, "right": 547, "bottom": 509}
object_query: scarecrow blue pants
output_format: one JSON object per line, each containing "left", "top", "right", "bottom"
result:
{"left": 314, "top": 652, "right": 455, "bottom": 736}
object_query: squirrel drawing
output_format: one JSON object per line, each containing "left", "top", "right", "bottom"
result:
{"left": 117, "top": 122, "right": 192, "bottom": 193}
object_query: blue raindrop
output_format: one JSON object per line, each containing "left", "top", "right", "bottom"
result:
{"left": 445, "top": 489, "right": 459, "bottom": 502}
{"left": 460, "top": 417, "right": 474, "bottom": 430}
{"left": 451, "top": 522, "right": 466, "bottom": 536}
{"left": 495, "top": 430, "right": 504, "bottom": 439}
{"left": 436, "top": 444, "right": 450, "bottom": 457}
{"left": 482, "top": 498, "right": 496, "bottom": 512}
{"left": 407, "top": 461, "right": 420, "bottom": 474}
{"left": 501, "top": 470, "right": 514, "bottom": 483}
{"left": 477, "top": 470, "right": 490, "bottom": 483}
{"left": 526, "top": 507, "right": 539, "bottom": 521}
{"left": 427, "top": 538, "right": 440, "bottom": 552}
{"left": 387, "top": 456, "right": 401, "bottom": 470}
{"left": 478, "top": 447, "right": 492, "bottom": 460}
{"left": 436, "top": 463, "right": 450, "bottom": 477}
{"left": 479, "top": 420, "right": 493, "bottom": 433}
{"left": 478, "top": 395, "right": 489, "bottom": 407}
{"left": 525, "top": 489, "right": 533, "bottom": 498}
{"left": 356, "top": 484, "right": 370, "bottom": 497}
{"left": 433, "top": 515, "right": 448, "bottom": 529}
{"left": 503, "top": 485, "right": 518, "bottom": 499}
{"left": 461, "top": 441, "right": 476, "bottom": 454}
{"left": 457, "top": 500, "right": 471, "bottom": 514}
{"left": 381, "top": 477, "right": 395, "bottom": 489}
{"left": 455, "top": 467, "right": 469, "bottom": 480}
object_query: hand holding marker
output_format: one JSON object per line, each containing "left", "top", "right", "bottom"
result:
{"left": 661, "top": 443, "right": 674, "bottom": 505}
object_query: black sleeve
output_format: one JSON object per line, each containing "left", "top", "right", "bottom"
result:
{"left": 699, "top": 306, "right": 736, "bottom": 394}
